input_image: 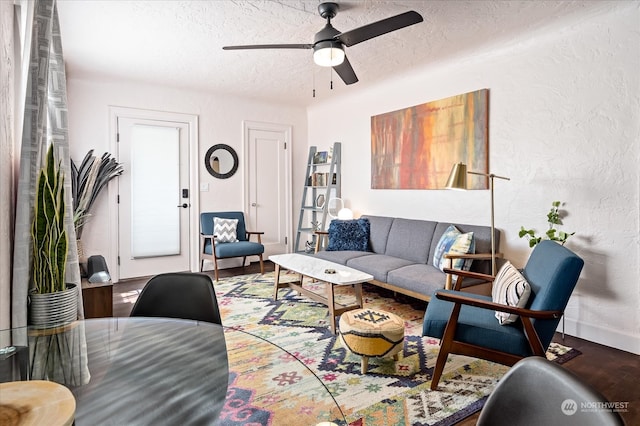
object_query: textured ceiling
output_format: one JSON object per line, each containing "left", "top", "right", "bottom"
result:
{"left": 56, "top": 0, "right": 613, "bottom": 106}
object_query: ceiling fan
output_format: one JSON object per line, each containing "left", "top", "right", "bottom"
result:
{"left": 223, "top": 2, "right": 423, "bottom": 85}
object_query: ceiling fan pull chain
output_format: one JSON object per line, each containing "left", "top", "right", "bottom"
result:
{"left": 330, "top": 67, "right": 334, "bottom": 90}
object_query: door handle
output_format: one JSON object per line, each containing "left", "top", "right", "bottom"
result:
{"left": 177, "top": 203, "right": 189, "bottom": 208}
{"left": 251, "top": 203, "right": 257, "bottom": 207}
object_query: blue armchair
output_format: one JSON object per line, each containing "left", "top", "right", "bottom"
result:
{"left": 423, "top": 240, "right": 584, "bottom": 390}
{"left": 200, "top": 211, "right": 264, "bottom": 281}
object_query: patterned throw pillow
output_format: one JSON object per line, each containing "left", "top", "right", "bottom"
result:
{"left": 492, "top": 261, "right": 532, "bottom": 325}
{"left": 214, "top": 217, "right": 239, "bottom": 243}
{"left": 326, "top": 218, "right": 370, "bottom": 252}
{"left": 432, "top": 225, "right": 475, "bottom": 272}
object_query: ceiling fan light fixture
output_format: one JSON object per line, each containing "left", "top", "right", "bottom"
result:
{"left": 313, "top": 41, "right": 345, "bottom": 67}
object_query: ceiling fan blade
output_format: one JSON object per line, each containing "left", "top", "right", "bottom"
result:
{"left": 333, "top": 56, "right": 358, "bottom": 85}
{"left": 223, "top": 44, "right": 312, "bottom": 50}
{"left": 336, "top": 11, "right": 423, "bottom": 47}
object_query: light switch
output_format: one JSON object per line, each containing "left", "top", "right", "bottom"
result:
{"left": 200, "top": 183, "right": 209, "bottom": 192}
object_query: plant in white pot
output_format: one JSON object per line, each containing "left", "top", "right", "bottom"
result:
{"left": 30, "top": 144, "right": 78, "bottom": 328}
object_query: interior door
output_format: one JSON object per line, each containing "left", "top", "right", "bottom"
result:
{"left": 117, "top": 117, "right": 191, "bottom": 279}
{"left": 245, "top": 123, "right": 291, "bottom": 258}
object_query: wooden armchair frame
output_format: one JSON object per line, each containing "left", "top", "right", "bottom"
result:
{"left": 442, "top": 252, "right": 502, "bottom": 290}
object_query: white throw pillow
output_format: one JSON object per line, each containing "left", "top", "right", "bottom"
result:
{"left": 214, "top": 217, "right": 239, "bottom": 243}
{"left": 492, "top": 261, "right": 531, "bottom": 325}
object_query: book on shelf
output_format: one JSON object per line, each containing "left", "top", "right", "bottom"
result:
{"left": 311, "top": 172, "right": 328, "bottom": 187}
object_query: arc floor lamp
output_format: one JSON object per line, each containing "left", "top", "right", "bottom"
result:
{"left": 445, "top": 163, "right": 510, "bottom": 276}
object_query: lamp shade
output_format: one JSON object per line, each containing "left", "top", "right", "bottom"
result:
{"left": 337, "top": 208, "right": 353, "bottom": 220}
{"left": 445, "top": 163, "right": 468, "bottom": 190}
{"left": 313, "top": 41, "right": 345, "bottom": 67}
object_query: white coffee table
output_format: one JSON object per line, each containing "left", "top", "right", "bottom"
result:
{"left": 270, "top": 253, "right": 374, "bottom": 334}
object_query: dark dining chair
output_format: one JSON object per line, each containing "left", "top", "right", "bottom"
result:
{"left": 130, "top": 272, "right": 222, "bottom": 325}
{"left": 423, "top": 240, "right": 584, "bottom": 390}
{"left": 477, "top": 357, "right": 624, "bottom": 426}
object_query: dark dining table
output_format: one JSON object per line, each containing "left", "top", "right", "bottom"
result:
{"left": 1, "top": 318, "right": 227, "bottom": 425}
{"left": 1, "top": 317, "right": 346, "bottom": 425}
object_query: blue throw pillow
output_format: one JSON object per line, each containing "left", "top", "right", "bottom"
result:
{"left": 433, "top": 225, "right": 475, "bottom": 271}
{"left": 326, "top": 218, "right": 370, "bottom": 252}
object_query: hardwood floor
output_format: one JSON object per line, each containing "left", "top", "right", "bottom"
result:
{"left": 112, "top": 261, "right": 639, "bottom": 425}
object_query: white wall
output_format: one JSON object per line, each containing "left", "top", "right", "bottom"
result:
{"left": 308, "top": 4, "right": 640, "bottom": 354}
{"left": 66, "top": 78, "right": 308, "bottom": 275}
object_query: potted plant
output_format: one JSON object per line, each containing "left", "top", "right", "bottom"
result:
{"left": 29, "top": 144, "right": 78, "bottom": 328}
{"left": 71, "top": 150, "right": 123, "bottom": 241}
{"left": 519, "top": 200, "right": 575, "bottom": 247}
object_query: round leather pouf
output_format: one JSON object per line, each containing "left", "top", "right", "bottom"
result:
{"left": 339, "top": 308, "right": 405, "bottom": 374}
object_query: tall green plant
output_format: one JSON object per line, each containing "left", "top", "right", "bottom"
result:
{"left": 71, "top": 150, "right": 123, "bottom": 239}
{"left": 519, "top": 200, "right": 575, "bottom": 248}
{"left": 32, "top": 145, "right": 68, "bottom": 294}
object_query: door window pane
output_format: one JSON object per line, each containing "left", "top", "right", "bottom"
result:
{"left": 130, "top": 125, "right": 180, "bottom": 258}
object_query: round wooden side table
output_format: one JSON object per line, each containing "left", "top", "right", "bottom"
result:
{"left": 0, "top": 380, "right": 75, "bottom": 426}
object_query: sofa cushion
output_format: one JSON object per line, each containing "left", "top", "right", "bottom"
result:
{"left": 326, "top": 218, "right": 370, "bottom": 252}
{"left": 314, "top": 250, "right": 371, "bottom": 265}
{"left": 360, "top": 215, "right": 394, "bottom": 254}
{"left": 386, "top": 264, "right": 445, "bottom": 296}
{"left": 347, "top": 254, "right": 414, "bottom": 283}
{"left": 384, "top": 218, "right": 437, "bottom": 264}
{"left": 432, "top": 225, "right": 475, "bottom": 271}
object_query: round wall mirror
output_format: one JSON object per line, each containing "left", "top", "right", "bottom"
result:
{"left": 205, "top": 144, "right": 238, "bottom": 179}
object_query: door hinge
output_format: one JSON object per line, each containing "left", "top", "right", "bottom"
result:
{"left": 117, "top": 194, "right": 120, "bottom": 203}
{"left": 284, "top": 142, "right": 287, "bottom": 149}
{"left": 116, "top": 133, "right": 120, "bottom": 142}
{"left": 285, "top": 236, "right": 288, "bottom": 245}
{"left": 117, "top": 256, "right": 120, "bottom": 265}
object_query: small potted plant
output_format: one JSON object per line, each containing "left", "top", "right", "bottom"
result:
{"left": 519, "top": 201, "right": 575, "bottom": 247}
{"left": 29, "top": 144, "right": 78, "bottom": 328}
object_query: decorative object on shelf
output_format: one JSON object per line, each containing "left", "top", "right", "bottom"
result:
{"left": 30, "top": 145, "right": 77, "bottom": 328}
{"left": 313, "top": 151, "right": 328, "bottom": 164}
{"left": 71, "top": 149, "right": 123, "bottom": 239}
{"left": 316, "top": 194, "right": 326, "bottom": 208}
{"left": 445, "top": 162, "right": 510, "bottom": 276}
{"left": 305, "top": 241, "right": 315, "bottom": 253}
{"left": 372, "top": 89, "right": 489, "bottom": 190}
{"left": 519, "top": 201, "right": 575, "bottom": 247}
{"left": 204, "top": 144, "right": 238, "bottom": 179}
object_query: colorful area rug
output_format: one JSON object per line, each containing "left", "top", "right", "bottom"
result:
{"left": 214, "top": 272, "right": 580, "bottom": 425}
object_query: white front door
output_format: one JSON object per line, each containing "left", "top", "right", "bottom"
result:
{"left": 117, "top": 117, "right": 191, "bottom": 279}
{"left": 244, "top": 122, "right": 292, "bottom": 258}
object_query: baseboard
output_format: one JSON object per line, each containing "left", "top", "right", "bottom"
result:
{"left": 560, "top": 317, "right": 640, "bottom": 355}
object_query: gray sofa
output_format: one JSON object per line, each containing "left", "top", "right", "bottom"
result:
{"left": 314, "top": 215, "right": 499, "bottom": 302}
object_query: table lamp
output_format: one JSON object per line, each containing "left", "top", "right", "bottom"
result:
{"left": 445, "top": 163, "right": 510, "bottom": 276}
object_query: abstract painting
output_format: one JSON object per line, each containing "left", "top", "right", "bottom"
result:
{"left": 371, "top": 89, "right": 489, "bottom": 189}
